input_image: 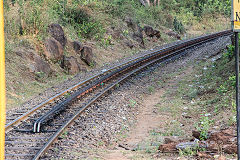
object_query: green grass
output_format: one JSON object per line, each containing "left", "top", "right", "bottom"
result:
{"left": 3, "top": 0, "right": 231, "bottom": 110}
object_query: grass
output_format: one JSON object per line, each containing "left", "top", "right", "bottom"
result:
{"left": 3, "top": 0, "right": 231, "bottom": 113}
{"left": 126, "top": 39, "right": 236, "bottom": 158}
{"left": 129, "top": 99, "right": 137, "bottom": 108}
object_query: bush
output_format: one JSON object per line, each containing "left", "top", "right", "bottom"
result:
{"left": 173, "top": 17, "right": 185, "bottom": 34}
{"left": 51, "top": 1, "right": 105, "bottom": 40}
{"left": 195, "top": 115, "right": 213, "bottom": 140}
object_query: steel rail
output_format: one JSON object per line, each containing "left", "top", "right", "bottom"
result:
{"left": 6, "top": 30, "right": 205, "bottom": 131}
{"left": 4, "top": 39, "right": 172, "bottom": 131}
{"left": 32, "top": 30, "right": 232, "bottom": 159}
{"left": 32, "top": 30, "right": 232, "bottom": 133}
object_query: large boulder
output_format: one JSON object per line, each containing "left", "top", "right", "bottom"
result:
{"left": 43, "top": 38, "right": 64, "bottom": 62}
{"left": 125, "top": 17, "right": 136, "bottom": 30}
{"left": 72, "top": 41, "right": 83, "bottom": 55}
{"left": 144, "top": 25, "right": 155, "bottom": 37}
{"left": 143, "top": 25, "right": 161, "bottom": 39}
{"left": 132, "top": 32, "right": 145, "bottom": 48}
{"left": 15, "top": 47, "right": 52, "bottom": 77}
{"left": 47, "top": 23, "right": 67, "bottom": 48}
{"left": 167, "top": 31, "right": 181, "bottom": 40}
{"left": 80, "top": 46, "right": 95, "bottom": 66}
{"left": 125, "top": 17, "right": 145, "bottom": 48}
{"left": 62, "top": 56, "right": 81, "bottom": 74}
{"left": 124, "top": 40, "right": 135, "bottom": 49}
{"left": 153, "top": 29, "right": 161, "bottom": 39}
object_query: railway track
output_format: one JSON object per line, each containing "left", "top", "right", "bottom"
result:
{"left": 5, "top": 30, "right": 232, "bottom": 160}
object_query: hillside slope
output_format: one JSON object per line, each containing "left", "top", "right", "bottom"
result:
{"left": 4, "top": 0, "right": 230, "bottom": 109}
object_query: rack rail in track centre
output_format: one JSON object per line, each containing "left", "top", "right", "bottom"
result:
{"left": 4, "top": 30, "right": 232, "bottom": 132}
{"left": 5, "top": 30, "right": 232, "bottom": 160}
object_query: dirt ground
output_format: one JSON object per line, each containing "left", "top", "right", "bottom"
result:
{"left": 42, "top": 36, "right": 235, "bottom": 160}
{"left": 103, "top": 64, "right": 194, "bottom": 160}
{"left": 101, "top": 37, "right": 236, "bottom": 160}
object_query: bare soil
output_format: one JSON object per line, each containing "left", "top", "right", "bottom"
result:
{"left": 41, "top": 36, "right": 232, "bottom": 160}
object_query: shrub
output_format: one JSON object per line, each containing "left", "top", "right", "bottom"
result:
{"left": 195, "top": 115, "right": 213, "bottom": 140}
{"left": 173, "top": 17, "right": 185, "bottom": 34}
{"left": 51, "top": 1, "right": 105, "bottom": 40}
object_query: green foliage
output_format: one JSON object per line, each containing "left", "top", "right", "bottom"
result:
{"left": 64, "top": 92, "right": 71, "bottom": 98}
{"left": 217, "top": 75, "right": 236, "bottom": 95}
{"left": 217, "top": 84, "right": 228, "bottom": 95}
{"left": 101, "top": 35, "right": 113, "bottom": 48}
{"left": 51, "top": 0, "right": 105, "bottom": 40}
{"left": 148, "top": 86, "right": 155, "bottom": 94}
{"left": 104, "top": 0, "right": 173, "bottom": 27}
{"left": 223, "top": 45, "right": 234, "bottom": 61}
{"left": 195, "top": 115, "right": 213, "bottom": 140}
{"left": 187, "top": 88, "right": 198, "bottom": 100}
{"left": 129, "top": 99, "right": 137, "bottom": 107}
{"left": 172, "top": 0, "right": 231, "bottom": 17}
{"left": 179, "top": 147, "right": 197, "bottom": 157}
{"left": 4, "top": 0, "right": 105, "bottom": 40}
{"left": 35, "top": 72, "right": 46, "bottom": 81}
{"left": 123, "top": 29, "right": 129, "bottom": 36}
{"left": 173, "top": 17, "right": 185, "bottom": 34}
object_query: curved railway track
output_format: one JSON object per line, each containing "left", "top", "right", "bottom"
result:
{"left": 5, "top": 30, "right": 232, "bottom": 160}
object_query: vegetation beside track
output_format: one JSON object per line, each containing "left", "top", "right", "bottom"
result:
{"left": 4, "top": 0, "right": 230, "bottom": 109}
{"left": 135, "top": 38, "right": 238, "bottom": 159}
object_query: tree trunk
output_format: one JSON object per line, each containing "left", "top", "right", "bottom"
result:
{"left": 145, "top": 0, "right": 150, "bottom": 6}
{"left": 139, "top": 0, "right": 151, "bottom": 7}
{"left": 139, "top": 0, "right": 146, "bottom": 6}
{"left": 154, "top": 0, "right": 156, "bottom": 6}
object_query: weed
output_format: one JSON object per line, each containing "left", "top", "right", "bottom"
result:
{"left": 179, "top": 147, "right": 196, "bottom": 157}
{"left": 35, "top": 72, "right": 46, "bottom": 80}
{"left": 148, "top": 86, "right": 155, "bottom": 94}
{"left": 115, "top": 83, "right": 120, "bottom": 88}
{"left": 123, "top": 29, "right": 129, "bottom": 36}
{"left": 217, "top": 85, "right": 228, "bottom": 95}
{"left": 89, "top": 62, "right": 95, "bottom": 68}
{"left": 187, "top": 88, "right": 198, "bottom": 100}
{"left": 97, "top": 141, "right": 104, "bottom": 146}
{"left": 129, "top": 99, "right": 137, "bottom": 107}
{"left": 64, "top": 92, "right": 71, "bottom": 98}
{"left": 60, "top": 130, "right": 68, "bottom": 139}
{"left": 195, "top": 115, "right": 213, "bottom": 140}
{"left": 101, "top": 35, "right": 113, "bottom": 48}
{"left": 173, "top": 17, "right": 185, "bottom": 34}
{"left": 223, "top": 45, "right": 234, "bottom": 61}
{"left": 228, "top": 115, "right": 236, "bottom": 126}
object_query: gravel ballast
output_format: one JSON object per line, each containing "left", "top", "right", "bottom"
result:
{"left": 38, "top": 36, "right": 231, "bottom": 159}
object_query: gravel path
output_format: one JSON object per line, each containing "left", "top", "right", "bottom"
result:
{"left": 39, "top": 36, "right": 231, "bottom": 159}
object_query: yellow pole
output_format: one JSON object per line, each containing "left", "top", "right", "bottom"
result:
{"left": 0, "top": 0, "right": 5, "bottom": 159}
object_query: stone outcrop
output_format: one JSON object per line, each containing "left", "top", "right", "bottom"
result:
{"left": 15, "top": 47, "right": 52, "bottom": 77}
{"left": 43, "top": 38, "right": 64, "bottom": 62}
{"left": 153, "top": 29, "right": 161, "bottom": 39}
{"left": 80, "top": 46, "right": 95, "bottom": 66}
{"left": 62, "top": 56, "right": 81, "bottom": 74}
{"left": 166, "top": 31, "right": 181, "bottom": 40}
{"left": 143, "top": 25, "right": 161, "bottom": 39}
{"left": 144, "top": 25, "right": 155, "bottom": 37}
{"left": 159, "top": 128, "right": 237, "bottom": 158}
{"left": 47, "top": 23, "right": 67, "bottom": 48}
{"left": 72, "top": 41, "right": 83, "bottom": 55}
{"left": 125, "top": 17, "right": 145, "bottom": 48}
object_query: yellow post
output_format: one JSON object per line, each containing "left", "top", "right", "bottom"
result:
{"left": 0, "top": 0, "right": 5, "bottom": 159}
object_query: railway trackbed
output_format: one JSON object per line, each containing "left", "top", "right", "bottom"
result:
{"left": 5, "top": 30, "right": 232, "bottom": 160}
